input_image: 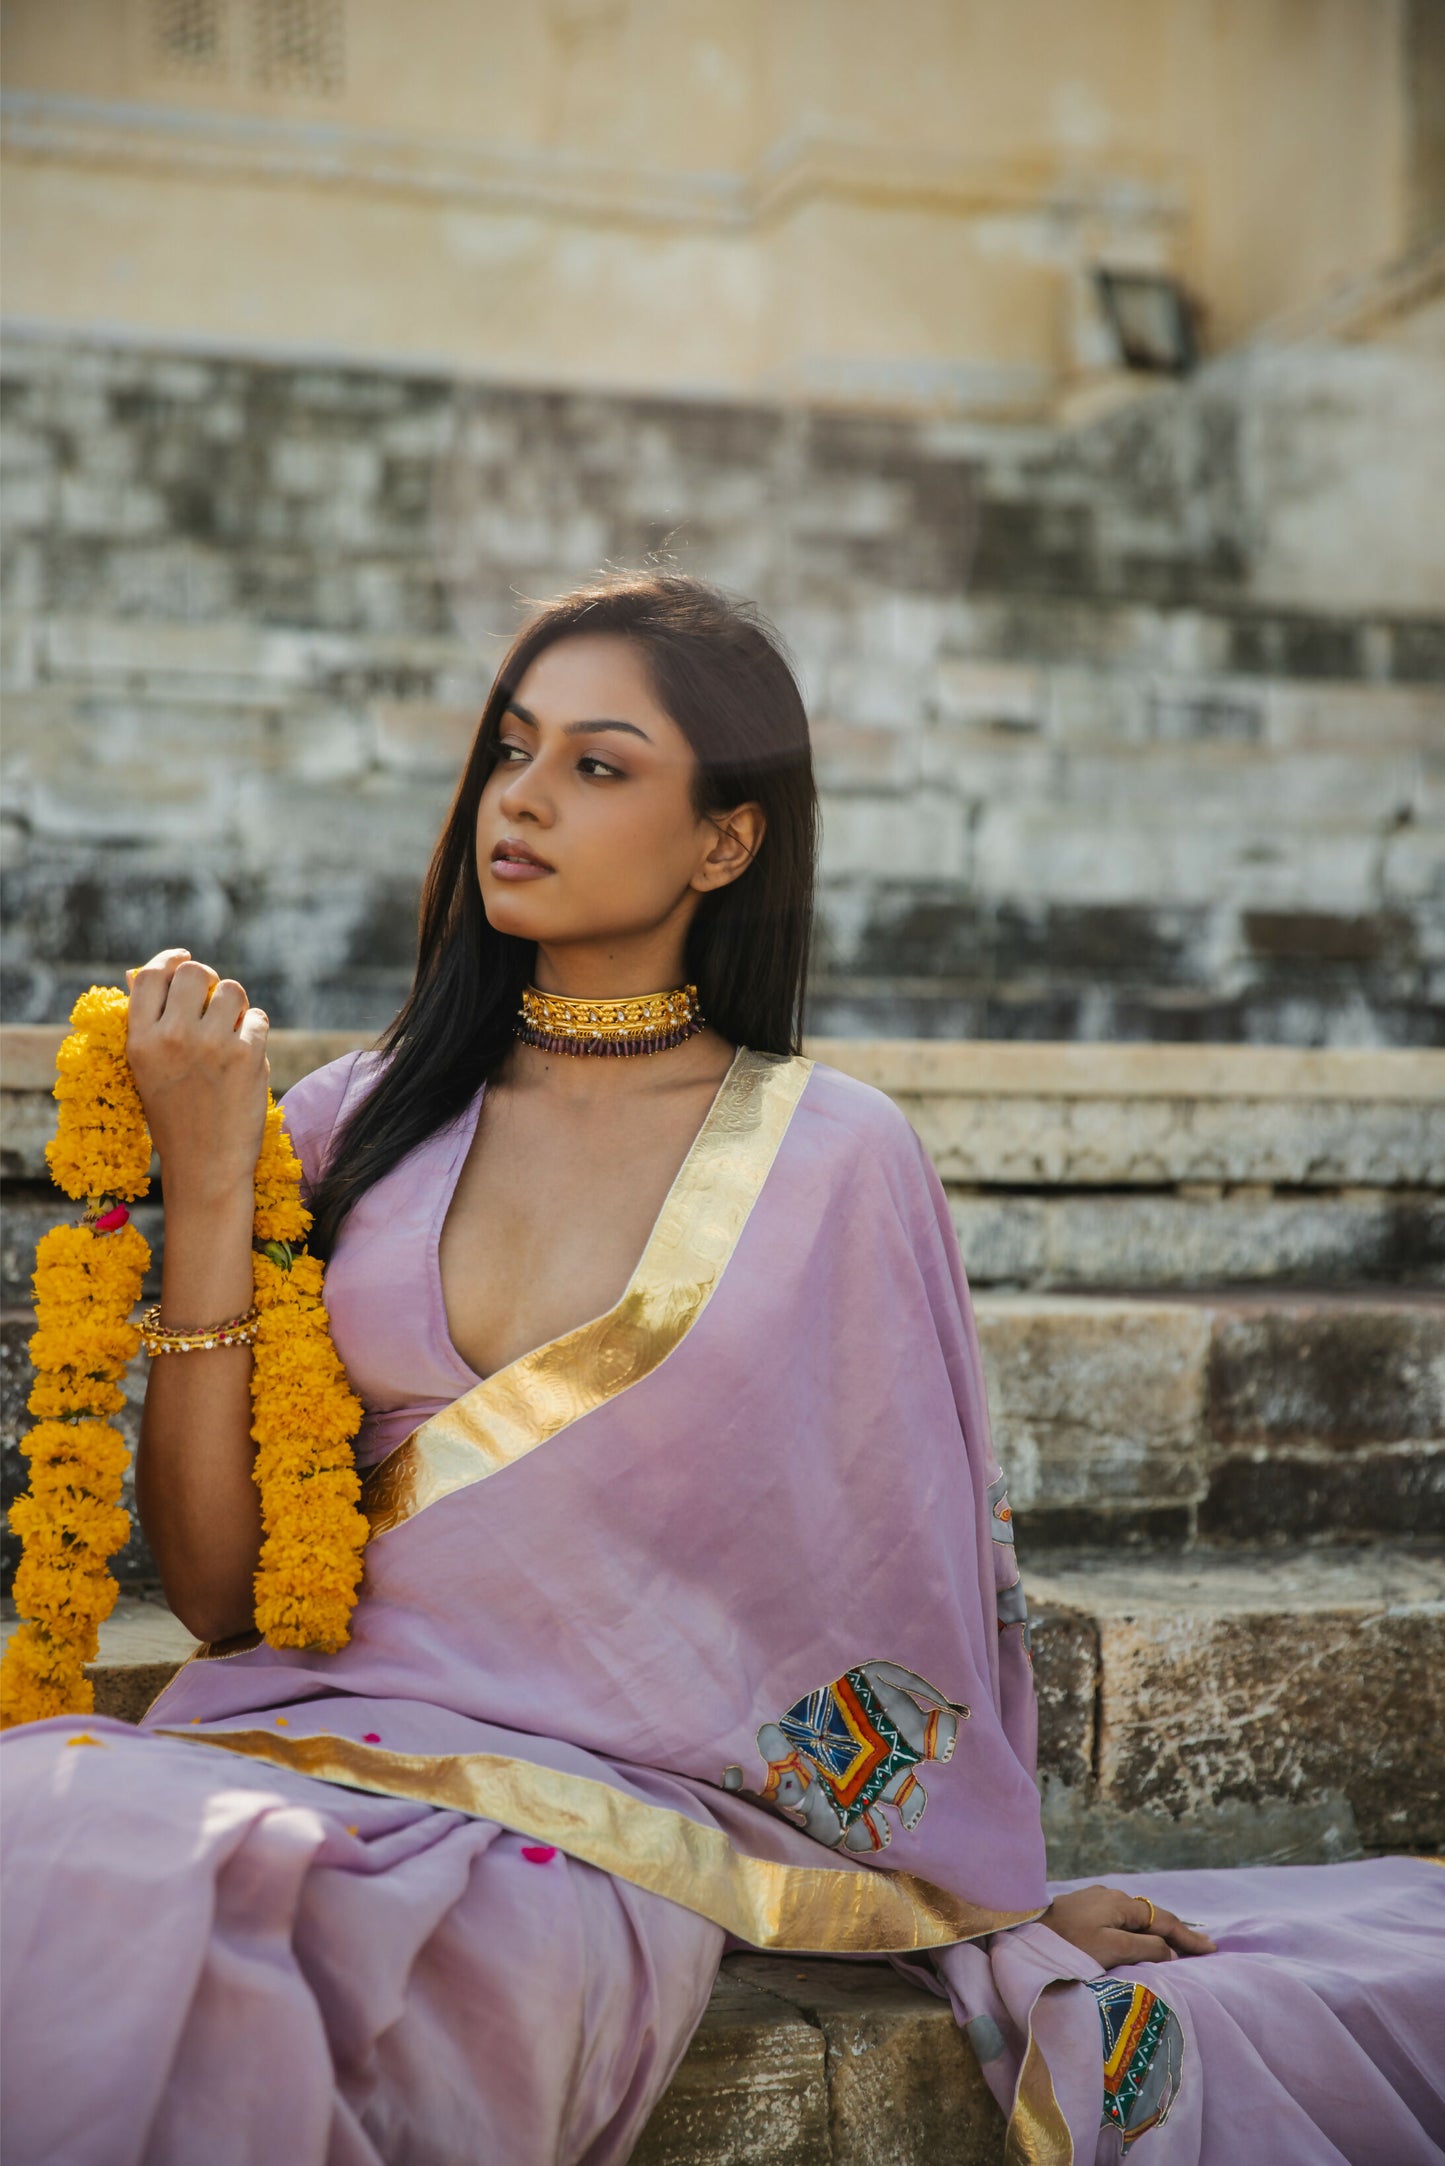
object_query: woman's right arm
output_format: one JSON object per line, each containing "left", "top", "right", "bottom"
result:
{"left": 128, "top": 947, "right": 274, "bottom": 1644}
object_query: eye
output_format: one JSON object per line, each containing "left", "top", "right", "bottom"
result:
{"left": 578, "top": 755, "right": 624, "bottom": 779}
{"left": 495, "top": 743, "right": 528, "bottom": 763}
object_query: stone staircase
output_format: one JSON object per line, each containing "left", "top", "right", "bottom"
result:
{"left": 3, "top": 1029, "right": 1442, "bottom": 2161}
{"left": 3, "top": 330, "right": 1442, "bottom": 1047}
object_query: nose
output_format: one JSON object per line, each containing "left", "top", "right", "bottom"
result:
{"left": 494, "top": 747, "right": 556, "bottom": 826}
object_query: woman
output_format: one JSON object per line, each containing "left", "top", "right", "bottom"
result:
{"left": 2, "top": 570, "right": 1441, "bottom": 2166}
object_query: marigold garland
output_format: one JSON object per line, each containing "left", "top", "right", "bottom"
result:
{"left": 0, "top": 983, "right": 369, "bottom": 1729}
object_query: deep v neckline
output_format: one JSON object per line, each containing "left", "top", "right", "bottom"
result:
{"left": 365, "top": 1045, "right": 814, "bottom": 1534}
{"left": 431, "top": 1044, "right": 747, "bottom": 1390}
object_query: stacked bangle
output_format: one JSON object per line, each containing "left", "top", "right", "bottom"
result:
{"left": 139, "top": 1301, "right": 260, "bottom": 1355}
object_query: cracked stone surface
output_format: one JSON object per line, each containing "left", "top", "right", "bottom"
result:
{"left": 635, "top": 1957, "right": 1004, "bottom": 2166}
{"left": 1028, "top": 1546, "right": 1445, "bottom": 1849}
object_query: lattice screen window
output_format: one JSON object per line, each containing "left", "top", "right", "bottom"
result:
{"left": 251, "top": 0, "right": 345, "bottom": 95}
{"left": 151, "top": 0, "right": 229, "bottom": 79}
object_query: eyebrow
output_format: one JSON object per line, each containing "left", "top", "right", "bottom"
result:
{"left": 502, "top": 698, "right": 653, "bottom": 745}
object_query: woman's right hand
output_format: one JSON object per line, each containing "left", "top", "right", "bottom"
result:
{"left": 125, "top": 947, "right": 272, "bottom": 1207}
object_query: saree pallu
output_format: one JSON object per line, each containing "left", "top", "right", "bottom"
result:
{"left": 2, "top": 1047, "right": 1442, "bottom": 2164}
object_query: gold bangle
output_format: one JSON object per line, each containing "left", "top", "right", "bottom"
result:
{"left": 139, "top": 1301, "right": 260, "bottom": 1355}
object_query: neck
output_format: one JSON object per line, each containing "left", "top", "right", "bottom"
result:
{"left": 529, "top": 942, "right": 691, "bottom": 1001}
{"left": 505, "top": 941, "right": 736, "bottom": 1091}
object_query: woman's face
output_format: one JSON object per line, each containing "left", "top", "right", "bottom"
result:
{"left": 476, "top": 631, "right": 758, "bottom": 950}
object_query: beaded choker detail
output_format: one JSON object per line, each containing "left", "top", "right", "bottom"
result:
{"left": 515, "top": 982, "right": 705, "bottom": 1057}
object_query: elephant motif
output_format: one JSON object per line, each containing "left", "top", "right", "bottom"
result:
{"left": 1089, "top": 1977, "right": 1185, "bottom": 2151}
{"left": 722, "top": 1660, "right": 969, "bottom": 1854}
{"left": 987, "top": 1472, "right": 1016, "bottom": 1549}
{"left": 988, "top": 1472, "right": 1033, "bottom": 1660}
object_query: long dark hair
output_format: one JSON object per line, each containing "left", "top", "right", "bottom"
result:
{"left": 306, "top": 568, "right": 819, "bottom": 1260}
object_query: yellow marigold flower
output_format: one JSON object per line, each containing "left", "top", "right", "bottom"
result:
{"left": 252, "top": 1102, "right": 311, "bottom": 1245}
{"left": 29, "top": 1321, "right": 141, "bottom": 1375}
{"left": 10, "top": 1489, "right": 131, "bottom": 1553}
{"left": 33, "top": 1219, "right": 149, "bottom": 1304}
{"left": 0, "top": 1623, "right": 94, "bottom": 1727}
{"left": 283, "top": 1255, "right": 327, "bottom": 1301}
{"left": 10, "top": 1555, "right": 117, "bottom": 1645}
{"left": 3, "top": 984, "right": 369, "bottom": 1726}
{"left": 27, "top": 1373, "right": 126, "bottom": 1420}
{"left": 68, "top": 985, "right": 129, "bottom": 1046}
{"left": 21, "top": 1418, "right": 130, "bottom": 1490}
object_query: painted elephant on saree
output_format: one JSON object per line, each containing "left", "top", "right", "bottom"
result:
{"left": 723, "top": 1659, "right": 970, "bottom": 1854}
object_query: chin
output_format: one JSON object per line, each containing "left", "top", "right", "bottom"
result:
{"left": 481, "top": 893, "right": 548, "bottom": 938}
{"left": 479, "top": 877, "right": 572, "bottom": 942}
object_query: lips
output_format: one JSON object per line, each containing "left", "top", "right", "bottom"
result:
{"left": 485, "top": 840, "right": 554, "bottom": 883}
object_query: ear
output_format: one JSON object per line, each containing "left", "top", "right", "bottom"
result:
{"left": 691, "top": 801, "right": 766, "bottom": 894}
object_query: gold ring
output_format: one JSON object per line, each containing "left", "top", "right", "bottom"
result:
{"left": 1137, "top": 1896, "right": 1156, "bottom": 1932}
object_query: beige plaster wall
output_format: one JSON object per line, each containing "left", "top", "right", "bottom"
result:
{"left": 0, "top": 0, "right": 1417, "bottom": 416}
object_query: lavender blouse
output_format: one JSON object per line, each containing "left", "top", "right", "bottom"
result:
{"left": 279, "top": 1048, "right": 487, "bottom": 1471}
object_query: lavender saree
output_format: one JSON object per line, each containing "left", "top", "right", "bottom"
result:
{"left": 2, "top": 1045, "right": 1442, "bottom": 2165}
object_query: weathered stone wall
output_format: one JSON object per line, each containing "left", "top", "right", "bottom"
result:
{"left": 3, "top": 331, "right": 1442, "bottom": 1045}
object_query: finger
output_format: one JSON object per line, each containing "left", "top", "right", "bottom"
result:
{"left": 162, "top": 958, "right": 223, "bottom": 1020}
{"left": 1097, "top": 1929, "right": 1179, "bottom": 1969}
{"left": 1115, "top": 1894, "right": 1214, "bottom": 1958}
{"left": 125, "top": 949, "right": 194, "bottom": 1026}
{"left": 1154, "top": 1907, "right": 1216, "bottom": 1957}
{"left": 198, "top": 978, "right": 250, "bottom": 1034}
{"left": 236, "top": 1005, "right": 270, "bottom": 1051}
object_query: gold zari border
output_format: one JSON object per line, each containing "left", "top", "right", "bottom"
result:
{"left": 1005, "top": 1979, "right": 1075, "bottom": 2166}
{"left": 360, "top": 1046, "right": 814, "bottom": 1538}
{"left": 154, "top": 1726, "right": 1046, "bottom": 1955}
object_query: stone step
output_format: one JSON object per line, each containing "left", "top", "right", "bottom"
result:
{"left": 6, "top": 598, "right": 1443, "bottom": 708}
{"left": 6, "top": 1029, "right": 1441, "bottom": 1188}
{"left": 926, "top": 656, "right": 1445, "bottom": 749}
{"left": 953, "top": 1187, "right": 1445, "bottom": 1292}
{"left": 633, "top": 1955, "right": 1003, "bottom": 2166}
{"left": 931, "top": 594, "right": 1445, "bottom": 688}
{"left": 805, "top": 977, "right": 1445, "bottom": 1053}
{"left": 11, "top": 618, "right": 1444, "bottom": 768}
{"left": 1029, "top": 1545, "right": 1445, "bottom": 1869}
{"left": 8, "top": 1545, "right": 1441, "bottom": 1868}
{"left": 975, "top": 1288, "right": 1445, "bottom": 1546}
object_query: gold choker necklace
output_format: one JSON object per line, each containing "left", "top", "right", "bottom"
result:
{"left": 514, "top": 982, "right": 705, "bottom": 1057}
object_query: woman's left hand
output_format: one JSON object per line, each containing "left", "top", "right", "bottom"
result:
{"left": 1040, "top": 1885, "right": 1217, "bottom": 1968}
